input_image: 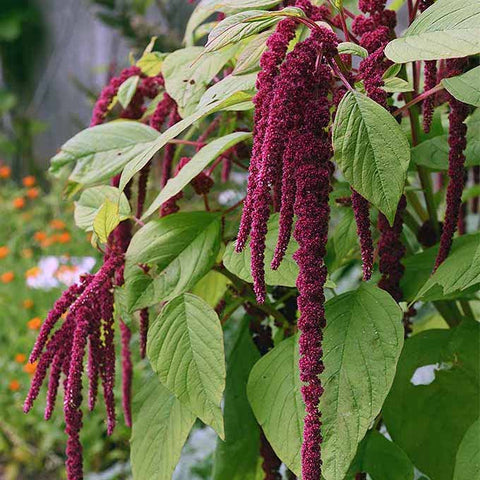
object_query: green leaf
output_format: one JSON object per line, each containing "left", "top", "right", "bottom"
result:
{"left": 124, "top": 212, "right": 222, "bottom": 311}
{"left": 184, "top": 0, "right": 282, "bottom": 46}
{"left": 117, "top": 75, "right": 140, "bottom": 108}
{"left": 205, "top": 8, "right": 301, "bottom": 53}
{"left": 119, "top": 92, "right": 253, "bottom": 190}
{"left": 247, "top": 284, "right": 404, "bottom": 479}
{"left": 454, "top": 419, "right": 480, "bottom": 480}
{"left": 199, "top": 73, "right": 257, "bottom": 108}
{"left": 213, "top": 320, "right": 261, "bottom": 480}
{"left": 130, "top": 373, "right": 196, "bottom": 480}
{"left": 247, "top": 334, "right": 303, "bottom": 475}
{"left": 337, "top": 41, "right": 368, "bottom": 58}
{"left": 223, "top": 213, "right": 299, "bottom": 288}
{"left": 233, "top": 30, "right": 272, "bottom": 75}
{"left": 382, "top": 77, "right": 413, "bottom": 93}
{"left": 382, "top": 63, "right": 402, "bottom": 79}
{"left": 383, "top": 322, "right": 480, "bottom": 480}
{"left": 147, "top": 293, "right": 226, "bottom": 438}
{"left": 416, "top": 233, "right": 480, "bottom": 301}
{"left": 142, "top": 131, "right": 251, "bottom": 219}
{"left": 74, "top": 186, "right": 130, "bottom": 231}
{"left": 385, "top": 0, "right": 480, "bottom": 63}
{"left": 163, "top": 45, "right": 237, "bottom": 117}
{"left": 136, "top": 51, "right": 166, "bottom": 76}
{"left": 191, "top": 270, "right": 230, "bottom": 308}
{"left": 50, "top": 121, "right": 159, "bottom": 187}
{"left": 347, "top": 431, "right": 415, "bottom": 480}
{"left": 328, "top": 208, "right": 360, "bottom": 271}
{"left": 400, "top": 233, "right": 480, "bottom": 302}
{"left": 333, "top": 91, "right": 410, "bottom": 225}
{"left": 93, "top": 198, "right": 121, "bottom": 244}
{"left": 442, "top": 66, "right": 480, "bottom": 107}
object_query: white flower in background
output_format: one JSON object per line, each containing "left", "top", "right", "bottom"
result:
{"left": 26, "top": 256, "right": 96, "bottom": 290}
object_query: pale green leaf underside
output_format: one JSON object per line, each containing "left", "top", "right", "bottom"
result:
{"left": 337, "top": 41, "right": 368, "bottom": 58}
{"left": 142, "top": 131, "right": 252, "bottom": 219}
{"left": 199, "top": 73, "right": 257, "bottom": 109}
{"left": 50, "top": 121, "right": 159, "bottom": 187}
{"left": 93, "top": 198, "right": 120, "bottom": 244}
{"left": 233, "top": 30, "right": 272, "bottom": 75}
{"left": 442, "top": 66, "right": 480, "bottom": 107}
{"left": 117, "top": 75, "right": 140, "bottom": 109}
{"left": 130, "top": 374, "right": 196, "bottom": 480}
{"left": 248, "top": 284, "right": 404, "bottom": 480}
{"left": 333, "top": 91, "right": 410, "bottom": 225}
{"left": 147, "top": 293, "right": 226, "bottom": 438}
{"left": 385, "top": 0, "right": 480, "bottom": 62}
{"left": 119, "top": 92, "right": 253, "bottom": 191}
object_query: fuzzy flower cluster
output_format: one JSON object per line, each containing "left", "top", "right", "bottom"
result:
{"left": 24, "top": 252, "right": 123, "bottom": 480}
{"left": 235, "top": 9, "right": 338, "bottom": 476}
{"left": 434, "top": 58, "right": 470, "bottom": 270}
{"left": 377, "top": 196, "right": 407, "bottom": 302}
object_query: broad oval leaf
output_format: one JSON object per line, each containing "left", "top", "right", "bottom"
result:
{"left": 93, "top": 198, "right": 120, "bottom": 244}
{"left": 213, "top": 320, "right": 261, "bottom": 480}
{"left": 385, "top": 0, "right": 480, "bottom": 63}
{"left": 383, "top": 322, "right": 480, "bottom": 480}
{"left": 333, "top": 91, "right": 410, "bottom": 225}
{"left": 453, "top": 419, "right": 480, "bottom": 480}
{"left": 163, "top": 45, "right": 237, "bottom": 117}
{"left": 147, "top": 293, "right": 226, "bottom": 438}
{"left": 74, "top": 186, "right": 130, "bottom": 231}
{"left": 50, "top": 121, "right": 159, "bottom": 187}
{"left": 119, "top": 92, "right": 254, "bottom": 190}
{"left": 382, "top": 77, "right": 413, "bottom": 93}
{"left": 124, "top": 211, "right": 222, "bottom": 311}
{"left": 136, "top": 51, "right": 166, "bottom": 76}
{"left": 205, "top": 9, "right": 293, "bottom": 53}
{"left": 223, "top": 213, "right": 299, "bottom": 288}
{"left": 130, "top": 373, "right": 196, "bottom": 480}
{"left": 247, "top": 284, "right": 404, "bottom": 479}
{"left": 337, "top": 41, "right": 368, "bottom": 58}
{"left": 184, "top": 0, "right": 282, "bottom": 46}
{"left": 142, "top": 131, "right": 252, "bottom": 219}
{"left": 442, "top": 66, "right": 480, "bottom": 107}
{"left": 416, "top": 233, "right": 480, "bottom": 301}
{"left": 199, "top": 73, "right": 257, "bottom": 108}
{"left": 233, "top": 30, "right": 272, "bottom": 75}
{"left": 117, "top": 75, "right": 140, "bottom": 109}
{"left": 347, "top": 431, "right": 415, "bottom": 480}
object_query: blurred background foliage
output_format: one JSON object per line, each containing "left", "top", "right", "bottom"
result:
{"left": 0, "top": 1, "right": 220, "bottom": 478}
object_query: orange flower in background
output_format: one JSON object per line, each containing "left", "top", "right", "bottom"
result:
{"left": 23, "top": 299, "right": 34, "bottom": 309}
{"left": 22, "top": 248, "right": 33, "bottom": 259}
{"left": 27, "top": 317, "right": 42, "bottom": 330}
{"left": 26, "top": 266, "right": 40, "bottom": 279}
{"left": 22, "top": 176, "right": 36, "bottom": 187}
{"left": 58, "top": 232, "right": 71, "bottom": 244}
{"left": 34, "top": 231, "right": 47, "bottom": 242}
{"left": 23, "top": 362, "right": 37, "bottom": 374}
{"left": 1, "top": 271, "right": 14, "bottom": 283}
{"left": 13, "top": 197, "right": 25, "bottom": 209}
{"left": 50, "top": 219, "right": 66, "bottom": 230}
{"left": 15, "top": 353, "right": 27, "bottom": 363}
{"left": 0, "top": 166, "right": 11, "bottom": 178}
{"left": 27, "top": 188, "right": 40, "bottom": 199}
{"left": 40, "top": 238, "right": 53, "bottom": 248}
{"left": 9, "top": 380, "right": 20, "bottom": 391}
{"left": 0, "top": 246, "right": 9, "bottom": 259}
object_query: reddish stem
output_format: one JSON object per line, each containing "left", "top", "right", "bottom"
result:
{"left": 393, "top": 83, "right": 444, "bottom": 117}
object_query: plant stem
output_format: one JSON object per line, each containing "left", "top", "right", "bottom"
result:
{"left": 393, "top": 84, "right": 444, "bottom": 118}
{"left": 459, "top": 300, "right": 475, "bottom": 322}
{"left": 434, "top": 301, "right": 461, "bottom": 327}
{"left": 403, "top": 209, "right": 421, "bottom": 236}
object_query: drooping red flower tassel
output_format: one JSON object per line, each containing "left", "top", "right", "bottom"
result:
{"left": 119, "top": 320, "right": 133, "bottom": 427}
{"left": 434, "top": 60, "right": 469, "bottom": 270}
{"left": 377, "top": 196, "right": 407, "bottom": 303}
{"left": 351, "top": 190, "right": 374, "bottom": 280}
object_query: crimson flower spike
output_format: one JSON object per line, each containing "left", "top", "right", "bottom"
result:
{"left": 90, "top": 66, "right": 141, "bottom": 127}
{"left": 351, "top": 190, "right": 374, "bottom": 280}
{"left": 235, "top": 17, "right": 297, "bottom": 253}
{"left": 434, "top": 59, "right": 470, "bottom": 270}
